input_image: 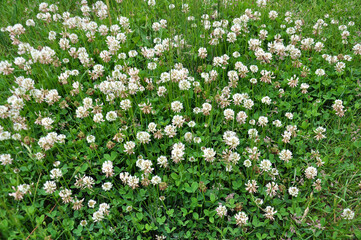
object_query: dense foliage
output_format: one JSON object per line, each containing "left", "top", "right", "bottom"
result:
{"left": 0, "top": 0, "right": 361, "bottom": 239}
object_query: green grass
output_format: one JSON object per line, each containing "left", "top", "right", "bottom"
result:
{"left": 0, "top": 0, "right": 361, "bottom": 239}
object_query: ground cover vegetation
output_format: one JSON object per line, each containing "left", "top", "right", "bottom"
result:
{"left": 0, "top": 0, "right": 361, "bottom": 239}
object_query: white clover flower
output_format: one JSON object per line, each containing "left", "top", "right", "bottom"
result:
{"left": 279, "top": 149, "right": 292, "bottom": 163}
{"left": 235, "top": 212, "right": 248, "bottom": 226}
{"left": 147, "top": 62, "right": 157, "bottom": 70}
{"left": 87, "top": 135, "right": 96, "bottom": 143}
{"left": 260, "top": 159, "right": 272, "bottom": 172}
{"left": 264, "top": 206, "right": 277, "bottom": 220}
{"left": 157, "top": 156, "right": 168, "bottom": 168}
{"left": 216, "top": 204, "right": 227, "bottom": 218}
{"left": 273, "top": 120, "right": 282, "bottom": 127}
{"left": 92, "top": 211, "right": 104, "bottom": 222}
{"left": 120, "top": 99, "right": 132, "bottom": 110}
{"left": 224, "top": 109, "right": 234, "bottom": 120}
{"left": 269, "top": 10, "right": 278, "bottom": 20}
{"left": 261, "top": 96, "right": 271, "bottom": 105}
{"left": 288, "top": 187, "right": 299, "bottom": 197}
{"left": 0, "top": 154, "right": 13, "bottom": 165}
{"left": 202, "top": 148, "right": 216, "bottom": 162}
{"left": 305, "top": 166, "right": 317, "bottom": 179}
{"left": 50, "top": 168, "right": 62, "bottom": 180}
{"left": 148, "top": 0, "right": 156, "bottom": 6}
{"left": 26, "top": 19, "right": 35, "bottom": 26}
{"left": 193, "top": 137, "right": 201, "bottom": 144}
{"left": 188, "top": 121, "right": 196, "bottom": 127}
{"left": 233, "top": 51, "right": 240, "bottom": 58}
{"left": 43, "top": 181, "right": 57, "bottom": 194}
{"left": 244, "top": 159, "right": 252, "bottom": 168}
{"left": 341, "top": 208, "right": 355, "bottom": 220}
{"left": 171, "top": 101, "right": 183, "bottom": 112}
{"left": 88, "top": 200, "right": 96, "bottom": 208}
{"left": 136, "top": 131, "right": 151, "bottom": 144}
{"left": 315, "top": 69, "right": 325, "bottom": 76}
{"left": 106, "top": 111, "right": 117, "bottom": 121}
{"left": 198, "top": 47, "right": 207, "bottom": 59}
{"left": 102, "top": 182, "right": 113, "bottom": 191}
{"left": 80, "top": 220, "right": 87, "bottom": 226}
{"left": 93, "top": 113, "right": 104, "bottom": 123}
{"left": 285, "top": 112, "right": 293, "bottom": 120}
{"left": 258, "top": 116, "right": 268, "bottom": 127}
{"left": 179, "top": 79, "right": 191, "bottom": 90}
{"left": 151, "top": 175, "right": 161, "bottom": 185}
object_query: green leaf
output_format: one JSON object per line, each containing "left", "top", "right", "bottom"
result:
{"left": 157, "top": 216, "right": 166, "bottom": 225}
{"left": 136, "top": 212, "right": 143, "bottom": 220}
{"left": 104, "top": 151, "right": 118, "bottom": 161}
{"left": 181, "top": 208, "right": 188, "bottom": 217}
{"left": 165, "top": 226, "right": 176, "bottom": 233}
{"left": 73, "top": 225, "right": 83, "bottom": 236}
{"left": 353, "top": 141, "right": 361, "bottom": 148}
{"left": 80, "top": 163, "right": 88, "bottom": 172}
{"left": 166, "top": 209, "right": 174, "bottom": 217}
{"left": 354, "top": 229, "right": 361, "bottom": 239}
{"left": 184, "top": 183, "right": 192, "bottom": 193}
{"left": 210, "top": 193, "right": 216, "bottom": 202}
{"left": 232, "top": 181, "right": 242, "bottom": 190}
{"left": 0, "top": 219, "right": 8, "bottom": 228}
{"left": 191, "top": 182, "right": 198, "bottom": 192}
{"left": 171, "top": 173, "right": 178, "bottom": 180}
{"left": 252, "top": 216, "right": 260, "bottom": 227}
{"left": 62, "top": 219, "right": 74, "bottom": 230}
{"left": 36, "top": 215, "right": 45, "bottom": 225}
{"left": 27, "top": 206, "right": 35, "bottom": 215}
{"left": 335, "top": 147, "right": 342, "bottom": 155}
{"left": 301, "top": 121, "right": 309, "bottom": 129}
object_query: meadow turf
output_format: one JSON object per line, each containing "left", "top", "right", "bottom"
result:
{"left": 0, "top": 0, "right": 361, "bottom": 239}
